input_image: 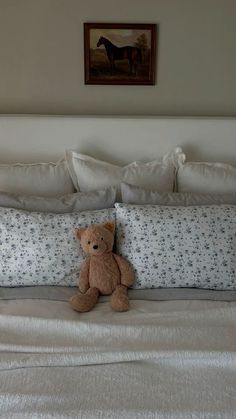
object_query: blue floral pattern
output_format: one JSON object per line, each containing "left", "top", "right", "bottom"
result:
{"left": 115, "top": 203, "right": 236, "bottom": 290}
{"left": 0, "top": 207, "right": 115, "bottom": 287}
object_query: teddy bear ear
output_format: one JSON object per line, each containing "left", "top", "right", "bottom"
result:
{"left": 103, "top": 222, "right": 115, "bottom": 234}
{"left": 75, "top": 228, "right": 86, "bottom": 240}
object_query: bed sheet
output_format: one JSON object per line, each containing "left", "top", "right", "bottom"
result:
{"left": 0, "top": 290, "right": 236, "bottom": 419}
{"left": 1, "top": 286, "right": 236, "bottom": 301}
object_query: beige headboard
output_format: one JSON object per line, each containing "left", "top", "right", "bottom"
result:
{"left": 0, "top": 115, "right": 236, "bottom": 165}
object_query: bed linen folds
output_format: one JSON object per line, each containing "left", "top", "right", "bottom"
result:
{"left": 0, "top": 294, "right": 236, "bottom": 418}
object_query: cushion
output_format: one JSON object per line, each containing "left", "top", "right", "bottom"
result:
{"left": 115, "top": 203, "right": 236, "bottom": 290}
{"left": 0, "top": 207, "right": 115, "bottom": 287}
{"left": 0, "top": 186, "right": 116, "bottom": 213}
{"left": 121, "top": 182, "right": 236, "bottom": 206}
{"left": 177, "top": 159, "right": 236, "bottom": 194}
{"left": 0, "top": 159, "right": 74, "bottom": 196}
{"left": 65, "top": 148, "right": 185, "bottom": 199}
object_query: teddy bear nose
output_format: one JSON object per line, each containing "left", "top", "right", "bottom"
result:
{"left": 93, "top": 245, "right": 98, "bottom": 250}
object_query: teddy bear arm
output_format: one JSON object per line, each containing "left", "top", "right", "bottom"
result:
{"left": 113, "top": 254, "right": 135, "bottom": 287}
{"left": 79, "top": 258, "right": 90, "bottom": 294}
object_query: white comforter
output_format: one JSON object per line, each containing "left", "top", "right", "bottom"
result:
{"left": 0, "top": 296, "right": 236, "bottom": 419}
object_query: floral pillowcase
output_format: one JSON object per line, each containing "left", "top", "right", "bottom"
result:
{"left": 0, "top": 207, "right": 115, "bottom": 287}
{"left": 2, "top": 202, "right": 236, "bottom": 290}
{"left": 115, "top": 203, "right": 236, "bottom": 290}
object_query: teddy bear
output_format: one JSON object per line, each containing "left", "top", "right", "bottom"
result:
{"left": 70, "top": 222, "right": 134, "bottom": 312}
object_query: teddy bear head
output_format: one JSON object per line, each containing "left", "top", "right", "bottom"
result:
{"left": 75, "top": 222, "right": 115, "bottom": 256}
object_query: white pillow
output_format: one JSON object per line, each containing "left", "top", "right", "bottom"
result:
{"left": 0, "top": 207, "right": 115, "bottom": 287}
{"left": 0, "top": 186, "right": 116, "bottom": 213}
{"left": 65, "top": 148, "right": 185, "bottom": 198}
{"left": 121, "top": 182, "right": 236, "bottom": 206}
{"left": 115, "top": 203, "right": 236, "bottom": 290}
{"left": 0, "top": 159, "right": 74, "bottom": 196}
{"left": 177, "top": 159, "right": 236, "bottom": 194}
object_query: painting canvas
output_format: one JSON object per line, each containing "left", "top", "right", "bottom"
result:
{"left": 84, "top": 23, "right": 157, "bottom": 85}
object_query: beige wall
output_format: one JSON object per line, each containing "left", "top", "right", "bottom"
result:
{"left": 0, "top": 0, "right": 235, "bottom": 116}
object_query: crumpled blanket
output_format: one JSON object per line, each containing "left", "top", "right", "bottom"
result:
{"left": 0, "top": 297, "right": 236, "bottom": 418}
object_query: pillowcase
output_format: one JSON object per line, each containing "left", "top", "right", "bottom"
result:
{"left": 0, "top": 207, "right": 115, "bottom": 287}
{"left": 115, "top": 203, "right": 236, "bottom": 290}
{"left": 121, "top": 182, "right": 236, "bottom": 206}
{"left": 0, "top": 159, "right": 74, "bottom": 196}
{"left": 177, "top": 159, "right": 236, "bottom": 194}
{"left": 65, "top": 148, "right": 185, "bottom": 198}
{"left": 0, "top": 186, "right": 116, "bottom": 213}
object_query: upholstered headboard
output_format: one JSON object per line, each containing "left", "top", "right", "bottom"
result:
{"left": 0, "top": 115, "right": 236, "bottom": 164}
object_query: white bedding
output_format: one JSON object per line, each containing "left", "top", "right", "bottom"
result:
{"left": 1, "top": 115, "right": 236, "bottom": 418}
{"left": 0, "top": 294, "right": 236, "bottom": 418}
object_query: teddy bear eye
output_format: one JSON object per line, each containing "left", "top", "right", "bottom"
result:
{"left": 101, "top": 237, "right": 104, "bottom": 241}
{"left": 88, "top": 241, "right": 90, "bottom": 244}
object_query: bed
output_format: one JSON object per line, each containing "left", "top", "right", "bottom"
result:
{"left": 0, "top": 115, "right": 236, "bottom": 419}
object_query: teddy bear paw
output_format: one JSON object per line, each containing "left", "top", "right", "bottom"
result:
{"left": 110, "top": 286, "right": 130, "bottom": 312}
{"left": 70, "top": 289, "right": 98, "bottom": 313}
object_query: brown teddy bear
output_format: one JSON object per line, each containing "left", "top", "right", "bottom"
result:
{"left": 70, "top": 222, "right": 134, "bottom": 312}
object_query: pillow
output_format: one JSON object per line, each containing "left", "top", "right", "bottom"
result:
{"left": 0, "top": 186, "right": 116, "bottom": 213}
{"left": 121, "top": 182, "right": 236, "bottom": 206}
{"left": 115, "top": 203, "right": 236, "bottom": 290}
{"left": 65, "top": 148, "right": 185, "bottom": 198}
{"left": 0, "top": 207, "right": 115, "bottom": 287}
{"left": 177, "top": 159, "right": 236, "bottom": 194}
{"left": 0, "top": 159, "right": 74, "bottom": 196}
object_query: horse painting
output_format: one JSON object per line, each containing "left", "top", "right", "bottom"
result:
{"left": 97, "top": 36, "right": 142, "bottom": 76}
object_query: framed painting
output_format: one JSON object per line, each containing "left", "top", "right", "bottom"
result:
{"left": 84, "top": 23, "right": 157, "bottom": 85}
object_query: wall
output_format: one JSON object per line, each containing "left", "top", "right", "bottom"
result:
{"left": 0, "top": 0, "right": 235, "bottom": 116}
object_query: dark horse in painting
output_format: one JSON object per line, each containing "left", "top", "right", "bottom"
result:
{"left": 97, "top": 36, "right": 142, "bottom": 75}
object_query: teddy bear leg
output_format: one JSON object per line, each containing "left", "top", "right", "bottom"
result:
{"left": 110, "top": 285, "right": 129, "bottom": 312}
{"left": 70, "top": 287, "right": 99, "bottom": 313}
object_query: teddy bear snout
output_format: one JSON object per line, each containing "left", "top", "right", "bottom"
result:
{"left": 93, "top": 245, "right": 98, "bottom": 250}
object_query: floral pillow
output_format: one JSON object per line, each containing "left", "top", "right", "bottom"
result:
{"left": 115, "top": 203, "right": 236, "bottom": 290}
{"left": 0, "top": 207, "right": 115, "bottom": 287}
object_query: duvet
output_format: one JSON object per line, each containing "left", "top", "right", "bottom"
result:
{"left": 0, "top": 287, "right": 236, "bottom": 419}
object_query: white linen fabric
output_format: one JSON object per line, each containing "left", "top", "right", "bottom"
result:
{"left": 65, "top": 148, "right": 185, "bottom": 198}
{"left": 0, "top": 297, "right": 236, "bottom": 418}
{"left": 115, "top": 203, "right": 236, "bottom": 290}
{"left": 2, "top": 285, "right": 236, "bottom": 302}
{"left": 121, "top": 182, "right": 236, "bottom": 205}
{"left": 0, "top": 159, "right": 74, "bottom": 196}
{"left": 177, "top": 159, "right": 236, "bottom": 193}
{"left": 0, "top": 186, "right": 116, "bottom": 213}
{"left": 0, "top": 207, "right": 115, "bottom": 287}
